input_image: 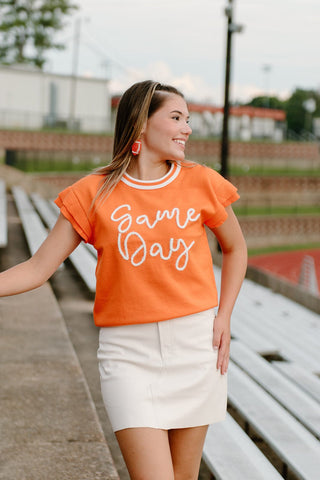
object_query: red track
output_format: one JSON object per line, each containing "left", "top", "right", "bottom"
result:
{"left": 248, "top": 249, "right": 320, "bottom": 290}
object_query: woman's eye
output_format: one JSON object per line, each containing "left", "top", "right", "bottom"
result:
{"left": 172, "top": 116, "right": 180, "bottom": 121}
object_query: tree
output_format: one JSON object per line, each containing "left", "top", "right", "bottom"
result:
{"left": 246, "top": 95, "right": 285, "bottom": 110}
{"left": 0, "top": 0, "right": 78, "bottom": 69}
{"left": 283, "top": 88, "right": 320, "bottom": 135}
{"left": 246, "top": 89, "right": 320, "bottom": 136}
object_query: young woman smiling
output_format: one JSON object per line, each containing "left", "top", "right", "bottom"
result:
{"left": 0, "top": 80, "right": 247, "bottom": 479}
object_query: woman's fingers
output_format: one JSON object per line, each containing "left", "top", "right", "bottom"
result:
{"left": 213, "top": 318, "right": 230, "bottom": 375}
{"left": 217, "top": 332, "right": 230, "bottom": 375}
{"left": 212, "top": 327, "right": 221, "bottom": 351}
{"left": 220, "top": 347, "right": 230, "bottom": 375}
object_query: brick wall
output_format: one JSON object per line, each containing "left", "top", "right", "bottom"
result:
{"left": 0, "top": 129, "right": 319, "bottom": 161}
{"left": 1, "top": 162, "right": 319, "bottom": 250}
{"left": 239, "top": 215, "right": 320, "bottom": 248}
{"left": 1, "top": 130, "right": 319, "bottom": 251}
{"left": 187, "top": 139, "right": 320, "bottom": 160}
{"left": 232, "top": 175, "right": 320, "bottom": 208}
{"left": 231, "top": 176, "right": 320, "bottom": 192}
{"left": 0, "top": 130, "right": 113, "bottom": 153}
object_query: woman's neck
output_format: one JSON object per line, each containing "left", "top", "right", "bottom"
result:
{"left": 127, "top": 159, "right": 170, "bottom": 181}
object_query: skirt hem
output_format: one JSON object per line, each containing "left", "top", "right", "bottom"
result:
{"left": 112, "top": 412, "right": 227, "bottom": 433}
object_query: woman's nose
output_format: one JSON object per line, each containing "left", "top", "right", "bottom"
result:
{"left": 183, "top": 123, "right": 192, "bottom": 135}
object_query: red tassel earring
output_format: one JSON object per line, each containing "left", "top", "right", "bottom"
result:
{"left": 131, "top": 140, "right": 141, "bottom": 156}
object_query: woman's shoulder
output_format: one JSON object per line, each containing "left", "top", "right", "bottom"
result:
{"left": 181, "top": 162, "right": 238, "bottom": 200}
{"left": 68, "top": 172, "right": 106, "bottom": 196}
{"left": 182, "top": 161, "right": 223, "bottom": 182}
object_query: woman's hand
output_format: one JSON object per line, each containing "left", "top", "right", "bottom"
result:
{"left": 211, "top": 205, "right": 247, "bottom": 375}
{"left": 0, "top": 214, "right": 82, "bottom": 297}
{"left": 212, "top": 313, "right": 230, "bottom": 375}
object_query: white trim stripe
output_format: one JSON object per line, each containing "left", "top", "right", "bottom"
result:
{"left": 121, "top": 163, "right": 181, "bottom": 190}
{"left": 124, "top": 162, "right": 175, "bottom": 184}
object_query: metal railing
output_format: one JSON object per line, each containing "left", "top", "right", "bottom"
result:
{"left": 0, "top": 110, "right": 111, "bottom": 134}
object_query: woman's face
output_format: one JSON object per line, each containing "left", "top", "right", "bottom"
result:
{"left": 141, "top": 93, "right": 192, "bottom": 163}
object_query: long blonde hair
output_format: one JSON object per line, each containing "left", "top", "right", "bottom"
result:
{"left": 94, "top": 80, "right": 184, "bottom": 201}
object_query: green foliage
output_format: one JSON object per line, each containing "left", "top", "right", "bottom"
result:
{"left": 234, "top": 205, "right": 320, "bottom": 216}
{"left": 248, "top": 242, "right": 320, "bottom": 257}
{"left": 246, "top": 89, "right": 320, "bottom": 135}
{"left": 205, "top": 161, "right": 320, "bottom": 178}
{"left": 246, "top": 96, "right": 285, "bottom": 110}
{"left": 0, "top": 0, "right": 78, "bottom": 68}
{"left": 283, "top": 88, "right": 320, "bottom": 134}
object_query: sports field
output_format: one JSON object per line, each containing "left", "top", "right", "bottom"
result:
{"left": 248, "top": 249, "right": 320, "bottom": 292}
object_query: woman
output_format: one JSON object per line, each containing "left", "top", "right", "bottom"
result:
{"left": 0, "top": 80, "right": 247, "bottom": 479}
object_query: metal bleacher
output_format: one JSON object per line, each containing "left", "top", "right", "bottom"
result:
{"left": 23, "top": 190, "right": 96, "bottom": 292}
{"left": 4, "top": 186, "right": 320, "bottom": 480}
{"left": 0, "top": 179, "right": 8, "bottom": 248}
{"left": 203, "top": 268, "right": 320, "bottom": 480}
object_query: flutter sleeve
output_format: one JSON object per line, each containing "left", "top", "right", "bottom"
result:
{"left": 202, "top": 166, "right": 240, "bottom": 229}
{"left": 54, "top": 176, "right": 95, "bottom": 243}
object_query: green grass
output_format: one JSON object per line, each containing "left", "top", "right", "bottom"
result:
{"left": 190, "top": 136, "right": 319, "bottom": 146}
{"left": 13, "top": 160, "right": 320, "bottom": 176}
{"left": 203, "top": 162, "right": 320, "bottom": 177}
{"left": 0, "top": 126, "right": 113, "bottom": 137}
{"left": 11, "top": 156, "right": 111, "bottom": 173}
{"left": 248, "top": 242, "right": 320, "bottom": 257}
{"left": 235, "top": 166, "right": 319, "bottom": 177}
{"left": 16, "top": 162, "right": 100, "bottom": 173}
{"left": 234, "top": 205, "right": 320, "bottom": 216}
{"left": 230, "top": 165, "right": 320, "bottom": 177}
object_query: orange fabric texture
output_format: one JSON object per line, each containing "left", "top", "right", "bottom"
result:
{"left": 55, "top": 163, "right": 239, "bottom": 327}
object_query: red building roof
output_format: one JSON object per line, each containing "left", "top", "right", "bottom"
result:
{"left": 188, "top": 102, "right": 286, "bottom": 121}
{"left": 111, "top": 97, "right": 286, "bottom": 121}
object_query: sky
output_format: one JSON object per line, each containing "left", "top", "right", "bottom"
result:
{"left": 46, "top": 0, "right": 320, "bottom": 105}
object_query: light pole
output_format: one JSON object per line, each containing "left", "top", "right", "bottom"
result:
{"left": 69, "top": 17, "right": 81, "bottom": 130}
{"left": 68, "top": 17, "right": 90, "bottom": 130}
{"left": 303, "top": 98, "right": 316, "bottom": 136}
{"left": 220, "top": 0, "right": 243, "bottom": 179}
{"left": 262, "top": 64, "right": 272, "bottom": 108}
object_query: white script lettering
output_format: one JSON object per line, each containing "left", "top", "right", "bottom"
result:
{"left": 136, "top": 207, "right": 200, "bottom": 229}
{"left": 111, "top": 204, "right": 200, "bottom": 271}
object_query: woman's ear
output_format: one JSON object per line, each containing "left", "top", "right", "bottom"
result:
{"left": 140, "top": 120, "right": 147, "bottom": 135}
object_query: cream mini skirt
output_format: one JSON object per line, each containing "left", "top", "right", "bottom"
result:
{"left": 97, "top": 308, "right": 227, "bottom": 432}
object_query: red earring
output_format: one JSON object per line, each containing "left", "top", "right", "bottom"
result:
{"left": 131, "top": 140, "right": 141, "bottom": 156}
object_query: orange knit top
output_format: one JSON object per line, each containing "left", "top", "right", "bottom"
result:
{"left": 55, "top": 162, "right": 239, "bottom": 327}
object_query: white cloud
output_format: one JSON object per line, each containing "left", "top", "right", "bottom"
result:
{"left": 109, "top": 61, "right": 220, "bottom": 104}
{"left": 231, "top": 84, "right": 291, "bottom": 104}
{"left": 47, "top": 0, "right": 320, "bottom": 110}
{"left": 108, "top": 61, "right": 291, "bottom": 106}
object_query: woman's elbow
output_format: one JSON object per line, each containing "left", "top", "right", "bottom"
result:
{"left": 27, "top": 256, "right": 56, "bottom": 289}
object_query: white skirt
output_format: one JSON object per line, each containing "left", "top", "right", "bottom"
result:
{"left": 97, "top": 308, "right": 227, "bottom": 432}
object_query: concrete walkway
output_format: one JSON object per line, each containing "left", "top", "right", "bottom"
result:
{"left": 0, "top": 282, "right": 119, "bottom": 480}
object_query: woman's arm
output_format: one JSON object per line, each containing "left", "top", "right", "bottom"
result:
{"left": 211, "top": 205, "right": 247, "bottom": 374}
{"left": 0, "top": 214, "right": 82, "bottom": 297}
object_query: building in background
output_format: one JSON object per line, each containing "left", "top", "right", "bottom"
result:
{"left": 0, "top": 65, "right": 111, "bottom": 133}
{"left": 111, "top": 96, "right": 286, "bottom": 142}
{"left": 313, "top": 118, "right": 320, "bottom": 139}
{"left": 188, "top": 103, "right": 286, "bottom": 142}
{"left": 0, "top": 65, "right": 286, "bottom": 142}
